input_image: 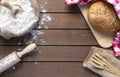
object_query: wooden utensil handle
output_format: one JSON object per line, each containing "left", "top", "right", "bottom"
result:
{"left": 1, "top": 0, "right": 24, "bottom": 18}
{"left": 17, "top": 43, "right": 37, "bottom": 58}
{"left": 1, "top": 0, "right": 12, "bottom": 10}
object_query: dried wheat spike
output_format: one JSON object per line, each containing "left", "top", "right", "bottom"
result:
{"left": 91, "top": 53, "right": 120, "bottom": 76}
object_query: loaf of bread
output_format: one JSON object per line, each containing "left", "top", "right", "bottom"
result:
{"left": 88, "top": 1, "right": 120, "bottom": 33}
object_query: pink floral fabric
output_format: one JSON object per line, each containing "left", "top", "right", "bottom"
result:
{"left": 112, "top": 32, "right": 120, "bottom": 56}
{"left": 65, "top": 0, "right": 92, "bottom": 5}
{"left": 105, "top": 0, "right": 120, "bottom": 18}
{"left": 65, "top": 0, "right": 120, "bottom": 56}
{"left": 65, "top": 0, "right": 120, "bottom": 19}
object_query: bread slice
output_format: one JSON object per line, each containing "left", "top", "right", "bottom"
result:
{"left": 0, "top": 0, "right": 40, "bottom": 39}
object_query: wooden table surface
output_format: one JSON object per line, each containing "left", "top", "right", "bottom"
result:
{"left": 0, "top": 0, "right": 100, "bottom": 77}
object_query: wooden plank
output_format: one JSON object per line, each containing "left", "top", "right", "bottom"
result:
{"left": 0, "top": 62, "right": 100, "bottom": 77}
{"left": 38, "top": 0, "right": 80, "bottom": 12}
{"left": 39, "top": 14, "right": 89, "bottom": 29}
{"left": 0, "top": 30, "right": 97, "bottom": 45}
{"left": 0, "top": 46, "right": 94, "bottom": 61}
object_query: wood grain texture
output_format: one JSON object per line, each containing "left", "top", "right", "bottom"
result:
{"left": 0, "top": 0, "right": 101, "bottom": 77}
{"left": 39, "top": 14, "right": 89, "bottom": 29}
{"left": 0, "top": 30, "right": 97, "bottom": 45}
{"left": 38, "top": 0, "right": 80, "bottom": 12}
{"left": 0, "top": 62, "right": 100, "bottom": 77}
{"left": 0, "top": 46, "right": 95, "bottom": 61}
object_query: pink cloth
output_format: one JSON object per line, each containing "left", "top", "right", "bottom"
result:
{"left": 105, "top": 0, "right": 120, "bottom": 18}
{"left": 65, "top": 0, "right": 120, "bottom": 56}
{"left": 65, "top": 0, "right": 120, "bottom": 19}
{"left": 112, "top": 32, "right": 120, "bottom": 56}
{"left": 65, "top": 0, "right": 92, "bottom": 5}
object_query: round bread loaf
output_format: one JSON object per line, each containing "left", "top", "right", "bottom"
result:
{"left": 88, "top": 1, "right": 120, "bottom": 33}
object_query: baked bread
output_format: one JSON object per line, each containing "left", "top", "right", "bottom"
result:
{"left": 0, "top": 0, "right": 40, "bottom": 39}
{"left": 88, "top": 1, "right": 120, "bottom": 33}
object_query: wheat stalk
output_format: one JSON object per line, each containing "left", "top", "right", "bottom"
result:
{"left": 91, "top": 53, "right": 120, "bottom": 76}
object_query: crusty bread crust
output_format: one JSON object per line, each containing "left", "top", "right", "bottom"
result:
{"left": 88, "top": 1, "right": 120, "bottom": 33}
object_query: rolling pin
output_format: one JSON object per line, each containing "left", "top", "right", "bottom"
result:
{"left": 0, "top": 43, "right": 37, "bottom": 73}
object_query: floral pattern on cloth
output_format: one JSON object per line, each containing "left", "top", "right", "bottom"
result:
{"left": 65, "top": 0, "right": 92, "bottom": 5}
{"left": 112, "top": 32, "right": 120, "bottom": 56}
{"left": 65, "top": 0, "right": 120, "bottom": 18}
{"left": 65, "top": 0, "right": 120, "bottom": 56}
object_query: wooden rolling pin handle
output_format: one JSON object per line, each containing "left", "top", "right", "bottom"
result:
{"left": 17, "top": 43, "right": 37, "bottom": 58}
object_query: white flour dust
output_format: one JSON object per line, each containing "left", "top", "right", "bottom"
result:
{"left": 38, "top": 0, "right": 52, "bottom": 29}
{"left": 24, "top": 0, "right": 51, "bottom": 45}
{"left": 16, "top": 0, "right": 51, "bottom": 46}
{"left": 17, "top": 48, "right": 22, "bottom": 51}
{"left": 39, "top": 0, "right": 48, "bottom": 12}
{"left": 0, "top": 0, "right": 51, "bottom": 68}
{"left": 38, "top": 51, "right": 42, "bottom": 54}
{"left": 24, "top": 30, "right": 45, "bottom": 45}
{"left": 12, "top": 66, "right": 16, "bottom": 70}
{"left": 38, "top": 14, "right": 52, "bottom": 29}
{"left": 34, "top": 62, "right": 39, "bottom": 65}
{"left": 0, "top": 0, "right": 50, "bottom": 74}
{"left": 17, "top": 42, "right": 21, "bottom": 45}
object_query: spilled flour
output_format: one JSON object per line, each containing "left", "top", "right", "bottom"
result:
{"left": 24, "top": 30, "right": 45, "bottom": 45}
{"left": 40, "top": 0, "right": 48, "bottom": 12}
{"left": 0, "top": 0, "right": 52, "bottom": 72}
{"left": 1, "top": 0, "right": 52, "bottom": 73}
{"left": 24, "top": 0, "right": 52, "bottom": 45}
{"left": 16, "top": 0, "right": 51, "bottom": 46}
{"left": 34, "top": 62, "right": 39, "bottom": 65}
{"left": 38, "top": 14, "right": 52, "bottom": 29}
{"left": 38, "top": 0, "right": 52, "bottom": 29}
